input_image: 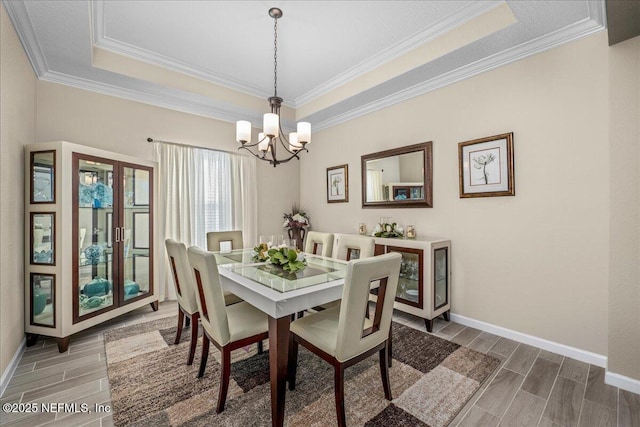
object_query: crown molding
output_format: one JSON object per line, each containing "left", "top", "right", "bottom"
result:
{"left": 90, "top": 1, "right": 283, "bottom": 106}
{"left": 2, "top": 0, "right": 48, "bottom": 77}
{"left": 294, "top": 1, "right": 505, "bottom": 108}
{"left": 39, "top": 70, "right": 264, "bottom": 125}
{"left": 309, "top": 16, "right": 606, "bottom": 132}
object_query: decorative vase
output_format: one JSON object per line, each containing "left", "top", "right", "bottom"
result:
{"left": 287, "top": 227, "right": 305, "bottom": 251}
{"left": 84, "top": 245, "right": 103, "bottom": 265}
{"left": 33, "top": 288, "right": 47, "bottom": 316}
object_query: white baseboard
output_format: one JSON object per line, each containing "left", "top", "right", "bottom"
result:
{"left": 0, "top": 338, "right": 26, "bottom": 397}
{"left": 605, "top": 371, "right": 640, "bottom": 395}
{"left": 449, "top": 313, "right": 608, "bottom": 367}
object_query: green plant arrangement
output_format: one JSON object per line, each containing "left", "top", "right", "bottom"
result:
{"left": 373, "top": 222, "right": 404, "bottom": 238}
{"left": 252, "top": 243, "right": 271, "bottom": 262}
{"left": 267, "top": 247, "right": 307, "bottom": 272}
{"left": 252, "top": 243, "right": 307, "bottom": 272}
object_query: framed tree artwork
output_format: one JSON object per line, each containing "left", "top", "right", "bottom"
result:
{"left": 327, "top": 164, "right": 349, "bottom": 203}
{"left": 458, "top": 132, "right": 515, "bottom": 198}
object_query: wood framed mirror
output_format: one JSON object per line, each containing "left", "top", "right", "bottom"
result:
{"left": 361, "top": 142, "right": 432, "bottom": 208}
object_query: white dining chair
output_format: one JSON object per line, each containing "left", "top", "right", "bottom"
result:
{"left": 304, "top": 231, "right": 334, "bottom": 257}
{"left": 332, "top": 234, "right": 375, "bottom": 261}
{"left": 187, "top": 246, "right": 269, "bottom": 413}
{"left": 287, "top": 252, "right": 402, "bottom": 427}
{"left": 165, "top": 239, "right": 245, "bottom": 365}
{"left": 206, "top": 230, "right": 243, "bottom": 253}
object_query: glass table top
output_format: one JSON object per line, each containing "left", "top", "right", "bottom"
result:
{"left": 214, "top": 249, "right": 348, "bottom": 293}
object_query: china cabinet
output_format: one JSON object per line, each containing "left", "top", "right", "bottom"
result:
{"left": 333, "top": 234, "right": 451, "bottom": 332}
{"left": 25, "top": 141, "right": 158, "bottom": 352}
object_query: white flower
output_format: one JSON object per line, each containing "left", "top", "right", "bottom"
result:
{"left": 282, "top": 220, "right": 290, "bottom": 227}
{"left": 374, "top": 224, "right": 382, "bottom": 233}
{"left": 397, "top": 227, "right": 404, "bottom": 233}
{"left": 296, "top": 252, "right": 305, "bottom": 262}
{"left": 385, "top": 224, "right": 392, "bottom": 232}
{"left": 292, "top": 213, "right": 308, "bottom": 224}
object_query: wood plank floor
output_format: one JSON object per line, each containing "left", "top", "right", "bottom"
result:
{"left": 1, "top": 302, "right": 638, "bottom": 427}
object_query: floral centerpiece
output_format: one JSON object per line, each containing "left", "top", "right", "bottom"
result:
{"left": 283, "top": 204, "right": 310, "bottom": 250}
{"left": 252, "top": 243, "right": 306, "bottom": 272}
{"left": 373, "top": 221, "right": 404, "bottom": 238}
{"left": 283, "top": 204, "right": 310, "bottom": 229}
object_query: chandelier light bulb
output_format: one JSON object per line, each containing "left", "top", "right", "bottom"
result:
{"left": 297, "top": 122, "right": 311, "bottom": 144}
{"left": 289, "top": 132, "right": 300, "bottom": 152}
{"left": 236, "top": 120, "right": 251, "bottom": 143}
{"left": 263, "top": 113, "right": 279, "bottom": 138}
{"left": 258, "top": 133, "right": 270, "bottom": 152}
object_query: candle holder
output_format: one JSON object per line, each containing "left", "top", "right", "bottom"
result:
{"left": 358, "top": 223, "right": 367, "bottom": 235}
{"left": 406, "top": 225, "right": 416, "bottom": 239}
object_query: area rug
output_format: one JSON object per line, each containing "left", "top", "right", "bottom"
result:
{"left": 104, "top": 316, "right": 499, "bottom": 427}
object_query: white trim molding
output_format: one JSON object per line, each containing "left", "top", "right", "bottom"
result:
{"left": 0, "top": 338, "right": 26, "bottom": 397}
{"left": 605, "top": 371, "right": 640, "bottom": 395}
{"left": 450, "top": 313, "right": 608, "bottom": 367}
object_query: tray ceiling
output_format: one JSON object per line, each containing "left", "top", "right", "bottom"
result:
{"left": 4, "top": 1, "right": 606, "bottom": 132}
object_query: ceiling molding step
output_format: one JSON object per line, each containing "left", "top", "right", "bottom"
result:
{"left": 91, "top": 1, "right": 279, "bottom": 105}
{"left": 2, "top": 0, "right": 49, "bottom": 77}
{"left": 293, "top": 0, "right": 505, "bottom": 108}
{"left": 587, "top": 0, "right": 607, "bottom": 28}
{"left": 39, "top": 70, "right": 267, "bottom": 126}
{"left": 310, "top": 18, "right": 606, "bottom": 133}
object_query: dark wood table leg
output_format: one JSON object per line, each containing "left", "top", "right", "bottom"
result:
{"left": 268, "top": 315, "right": 291, "bottom": 427}
{"left": 150, "top": 300, "right": 159, "bottom": 311}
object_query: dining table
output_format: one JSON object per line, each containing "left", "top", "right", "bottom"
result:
{"left": 213, "top": 248, "right": 348, "bottom": 427}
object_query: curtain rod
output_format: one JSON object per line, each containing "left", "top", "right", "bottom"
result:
{"left": 146, "top": 137, "right": 235, "bottom": 155}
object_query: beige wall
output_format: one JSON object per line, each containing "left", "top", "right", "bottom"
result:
{"left": 608, "top": 35, "right": 640, "bottom": 381}
{"left": 0, "top": 4, "right": 37, "bottom": 377}
{"left": 35, "top": 81, "right": 299, "bottom": 237}
{"left": 301, "top": 32, "right": 612, "bottom": 356}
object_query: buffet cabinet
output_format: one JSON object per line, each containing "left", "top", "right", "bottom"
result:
{"left": 25, "top": 141, "right": 158, "bottom": 352}
{"left": 334, "top": 234, "right": 451, "bottom": 332}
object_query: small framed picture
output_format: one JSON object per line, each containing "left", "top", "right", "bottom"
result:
{"left": 458, "top": 132, "right": 515, "bottom": 198}
{"left": 327, "top": 164, "right": 349, "bottom": 203}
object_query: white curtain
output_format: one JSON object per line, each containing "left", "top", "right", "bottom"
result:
{"left": 367, "top": 170, "right": 384, "bottom": 201}
{"left": 153, "top": 142, "right": 257, "bottom": 300}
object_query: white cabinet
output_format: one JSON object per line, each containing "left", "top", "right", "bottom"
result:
{"left": 334, "top": 234, "right": 451, "bottom": 332}
{"left": 25, "top": 141, "right": 159, "bottom": 352}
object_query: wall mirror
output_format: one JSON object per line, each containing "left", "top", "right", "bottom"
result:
{"left": 361, "top": 142, "right": 432, "bottom": 208}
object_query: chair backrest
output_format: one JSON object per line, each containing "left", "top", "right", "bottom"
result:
{"left": 187, "top": 246, "right": 231, "bottom": 346}
{"left": 304, "top": 231, "right": 334, "bottom": 257}
{"left": 333, "top": 235, "right": 375, "bottom": 261}
{"left": 165, "top": 239, "right": 199, "bottom": 314}
{"left": 335, "top": 252, "right": 401, "bottom": 362}
{"left": 206, "top": 230, "right": 243, "bottom": 252}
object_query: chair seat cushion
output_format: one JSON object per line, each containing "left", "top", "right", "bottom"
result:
{"left": 291, "top": 307, "right": 373, "bottom": 357}
{"left": 226, "top": 301, "right": 268, "bottom": 343}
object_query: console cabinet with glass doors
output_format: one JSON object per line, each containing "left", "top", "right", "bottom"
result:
{"left": 24, "top": 141, "right": 158, "bottom": 352}
{"left": 334, "top": 235, "right": 451, "bottom": 332}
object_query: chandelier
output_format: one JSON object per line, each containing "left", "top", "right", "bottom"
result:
{"left": 236, "top": 7, "right": 311, "bottom": 167}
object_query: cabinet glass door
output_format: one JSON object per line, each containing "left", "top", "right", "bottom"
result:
{"left": 120, "top": 165, "right": 152, "bottom": 303}
{"left": 74, "top": 155, "right": 116, "bottom": 321}
{"left": 433, "top": 247, "right": 448, "bottom": 310}
{"left": 387, "top": 246, "right": 423, "bottom": 308}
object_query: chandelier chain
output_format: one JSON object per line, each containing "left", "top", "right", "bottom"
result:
{"left": 273, "top": 16, "right": 278, "bottom": 97}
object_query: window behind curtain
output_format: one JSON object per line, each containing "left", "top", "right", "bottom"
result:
{"left": 198, "top": 148, "right": 232, "bottom": 234}
{"left": 154, "top": 141, "right": 258, "bottom": 300}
